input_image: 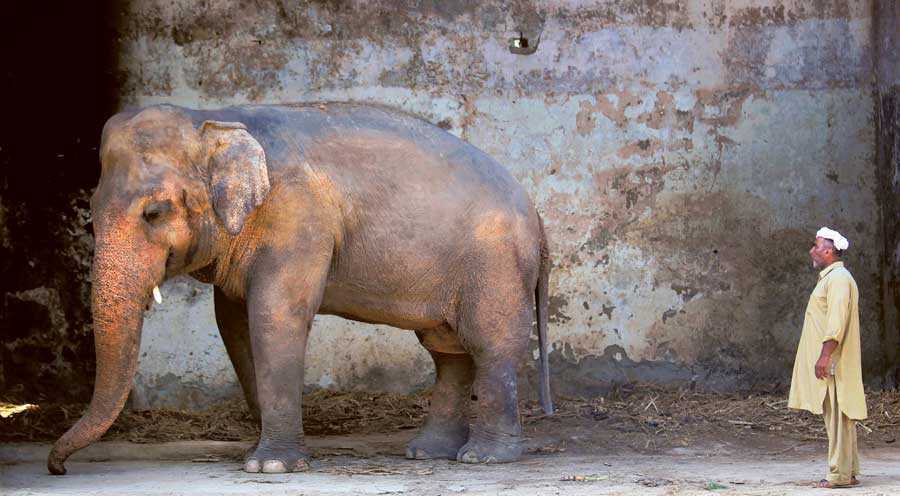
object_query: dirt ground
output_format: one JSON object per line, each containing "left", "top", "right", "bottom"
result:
{"left": 2, "top": 387, "right": 900, "bottom": 494}
{"left": 3, "top": 434, "right": 900, "bottom": 495}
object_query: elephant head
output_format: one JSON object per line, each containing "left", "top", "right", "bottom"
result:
{"left": 48, "top": 106, "right": 270, "bottom": 474}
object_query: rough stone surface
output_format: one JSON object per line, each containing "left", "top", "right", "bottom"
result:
{"left": 3, "top": 1, "right": 899, "bottom": 409}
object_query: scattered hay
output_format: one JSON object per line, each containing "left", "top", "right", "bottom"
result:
{"left": 0, "top": 390, "right": 428, "bottom": 443}
{"left": 302, "top": 390, "right": 428, "bottom": 436}
{"left": 2, "top": 385, "right": 898, "bottom": 447}
{"left": 318, "top": 463, "right": 434, "bottom": 476}
{"left": 0, "top": 402, "right": 38, "bottom": 419}
{"left": 0, "top": 398, "right": 257, "bottom": 443}
{"left": 521, "top": 385, "right": 900, "bottom": 446}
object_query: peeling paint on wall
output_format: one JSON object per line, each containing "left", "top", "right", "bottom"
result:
{"left": 4, "top": 0, "right": 894, "bottom": 410}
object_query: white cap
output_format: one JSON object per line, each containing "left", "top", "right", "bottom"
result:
{"left": 816, "top": 227, "right": 849, "bottom": 251}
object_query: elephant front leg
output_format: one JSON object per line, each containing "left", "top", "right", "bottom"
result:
{"left": 244, "top": 305, "right": 310, "bottom": 473}
{"left": 243, "top": 262, "right": 328, "bottom": 474}
{"left": 214, "top": 287, "right": 260, "bottom": 422}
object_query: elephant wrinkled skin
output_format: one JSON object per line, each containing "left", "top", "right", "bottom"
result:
{"left": 48, "top": 103, "right": 553, "bottom": 475}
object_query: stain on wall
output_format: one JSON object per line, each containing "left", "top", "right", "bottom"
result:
{"left": 3, "top": 0, "right": 898, "bottom": 409}
{"left": 873, "top": 0, "right": 900, "bottom": 388}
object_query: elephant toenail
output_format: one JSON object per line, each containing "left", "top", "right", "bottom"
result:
{"left": 459, "top": 450, "right": 479, "bottom": 463}
{"left": 244, "top": 459, "right": 261, "bottom": 473}
{"left": 262, "top": 460, "right": 287, "bottom": 473}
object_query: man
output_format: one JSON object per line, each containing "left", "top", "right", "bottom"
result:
{"left": 789, "top": 227, "right": 867, "bottom": 488}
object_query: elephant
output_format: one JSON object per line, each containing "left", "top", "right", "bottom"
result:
{"left": 48, "top": 103, "right": 552, "bottom": 475}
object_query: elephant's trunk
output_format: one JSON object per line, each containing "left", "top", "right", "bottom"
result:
{"left": 48, "top": 230, "right": 162, "bottom": 475}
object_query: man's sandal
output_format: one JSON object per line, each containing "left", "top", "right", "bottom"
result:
{"left": 815, "top": 478, "right": 859, "bottom": 489}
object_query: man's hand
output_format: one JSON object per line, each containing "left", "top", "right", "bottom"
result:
{"left": 815, "top": 339, "right": 839, "bottom": 380}
{"left": 815, "top": 355, "right": 831, "bottom": 379}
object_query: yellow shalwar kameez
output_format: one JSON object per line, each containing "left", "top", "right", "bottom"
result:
{"left": 788, "top": 261, "right": 867, "bottom": 485}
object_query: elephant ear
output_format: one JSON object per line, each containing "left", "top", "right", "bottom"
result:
{"left": 199, "top": 120, "right": 270, "bottom": 236}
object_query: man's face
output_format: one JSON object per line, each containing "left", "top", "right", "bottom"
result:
{"left": 809, "top": 236, "right": 834, "bottom": 269}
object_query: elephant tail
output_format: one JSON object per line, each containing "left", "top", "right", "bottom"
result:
{"left": 536, "top": 214, "right": 554, "bottom": 415}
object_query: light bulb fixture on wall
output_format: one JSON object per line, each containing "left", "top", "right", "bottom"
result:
{"left": 509, "top": 31, "right": 538, "bottom": 55}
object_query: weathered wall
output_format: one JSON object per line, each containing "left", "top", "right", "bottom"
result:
{"left": 3, "top": 1, "right": 896, "bottom": 409}
{"left": 114, "top": 0, "right": 894, "bottom": 409}
{"left": 874, "top": 0, "right": 900, "bottom": 388}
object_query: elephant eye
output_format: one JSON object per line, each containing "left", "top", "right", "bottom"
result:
{"left": 142, "top": 200, "right": 173, "bottom": 225}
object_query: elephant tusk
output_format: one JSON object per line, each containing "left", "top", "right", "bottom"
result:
{"left": 152, "top": 286, "right": 162, "bottom": 304}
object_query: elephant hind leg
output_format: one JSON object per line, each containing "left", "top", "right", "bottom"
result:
{"left": 406, "top": 327, "right": 474, "bottom": 460}
{"left": 454, "top": 273, "right": 533, "bottom": 464}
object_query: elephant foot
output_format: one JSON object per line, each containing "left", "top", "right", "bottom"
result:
{"left": 244, "top": 441, "right": 310, "bottom": 473}
{"left": 405, "top": 421, "right": 469, "bottom": 460}
{"left": 243, "top": 440, "right": 258, "bottom": 460}
{"left": 456, "top": 431, "right": 523, "bottom": 464}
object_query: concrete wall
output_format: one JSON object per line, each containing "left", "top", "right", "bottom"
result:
{"left": 874, "top": 0, "right": 900, "bottom": 388}
{"left": 102, "top": 0, "right": 896, "bottom": 409}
